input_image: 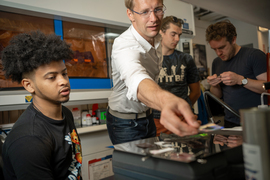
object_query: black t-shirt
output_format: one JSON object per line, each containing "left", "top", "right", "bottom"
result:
{"left": 212, "top": 47, "right": 267, "bottom": 124}
{"left": 2, "top": 103, "right": 82, "bottom": 180}
{"left": 154, "top": 50, "right": 200, "bottom": 118}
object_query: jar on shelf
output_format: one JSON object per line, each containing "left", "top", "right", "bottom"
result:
{"left": 86, "top": 114, "right": 92, "bottom": 126}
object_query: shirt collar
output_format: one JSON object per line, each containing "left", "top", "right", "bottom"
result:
{"left": 131, "top": 25, "right": 161, "bottom": 52}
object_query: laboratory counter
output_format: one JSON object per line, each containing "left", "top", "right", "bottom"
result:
{"left": 110, "top": 130, "right": 244, "bottom": 180}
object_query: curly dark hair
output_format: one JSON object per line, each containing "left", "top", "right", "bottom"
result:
{"left": 205, "top": 20, "right": 237, "bottom": 43}
{"left": 1, "top": 30, "right": 73, "bottom": 83}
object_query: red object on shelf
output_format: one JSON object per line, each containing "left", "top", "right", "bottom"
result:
{"left": 73, "top": 107, "right": 79, "bottom": 111}
{"left": 92, "top": 104, "right": 99, "bottom": 116}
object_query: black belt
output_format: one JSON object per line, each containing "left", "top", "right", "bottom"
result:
{"left": 108, "top": 107, "right": 152, "bottom": 119}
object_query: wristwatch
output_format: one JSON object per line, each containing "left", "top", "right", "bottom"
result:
{"left": 241, "top": 77, "right": 248, "bottom": 86}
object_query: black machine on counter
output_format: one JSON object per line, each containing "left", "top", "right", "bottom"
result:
{"left": 111, "top": 91, "right": 245, "bottom": 180}
{"left": 112, "top": 131, "right": 244, "bottom": 180}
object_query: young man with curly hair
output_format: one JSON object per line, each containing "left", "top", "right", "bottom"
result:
{"left": 1, "top": 31, "right": 82, "bottom": 179}
{"left": 206, "top": 20, "right": 267, "bottom": 127}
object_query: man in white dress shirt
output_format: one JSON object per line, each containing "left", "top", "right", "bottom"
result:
{"left": 107, "top": 0, "right": 200, "bottom": 145}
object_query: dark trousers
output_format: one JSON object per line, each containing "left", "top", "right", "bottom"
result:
{"left": 106, "top": 109, "right": 156, "bottom": 145}
{"left": 224, "top": 120, "right": 240, "bottom": 128}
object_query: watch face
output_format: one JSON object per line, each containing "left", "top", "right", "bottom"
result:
{"left": 242, "top": 79, "right": 248, "bottom": 85}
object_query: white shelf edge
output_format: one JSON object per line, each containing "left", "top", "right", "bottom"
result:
{"left": 0, "top": 89, "right": 112, "bottom": 111}
{"left": 0, "top": 123, "right": 108, "bottom": 135}
{"left": 77, "top": 124, "right": 107, "bottom": 135}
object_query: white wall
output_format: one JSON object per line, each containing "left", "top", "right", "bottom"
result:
{"left": 257, "top": 31, "right": 269, "bottom": 53}
{"left": 228, "top": 17, "right": 259, "bottom": 49}
{"left": 164, "top": 0, "right": 196, "bottom": 35}
{"left": 192, "top": 18, "right": 216, "bottom": 75}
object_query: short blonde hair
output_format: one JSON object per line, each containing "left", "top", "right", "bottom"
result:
{"left": 160, "top": 16, "right": 183, "bottom": 33}
{"left": 125, "top": 0, "right": 134, "bottom": 10}
{"left": 125, "top": 0, "right": 163, "bottom": 10}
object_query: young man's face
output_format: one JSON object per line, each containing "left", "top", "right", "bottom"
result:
{"left": 128, "top": 0, "right": 163, "bottom": 43}
{"left": 209, "top": 36, "right": 236, "bottom": 61}
{"left": 30, "top": 60, "right": 70, "bottom": 104}
{"left": 160, "top": 23, "right": 182, "bottom": 51}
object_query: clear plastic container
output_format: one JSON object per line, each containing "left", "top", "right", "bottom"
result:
{"left": 81, "top": 110, "right": 89, "bottom": 127}
{"left": 72, "top": 107, "right": 81, "bottom": 128}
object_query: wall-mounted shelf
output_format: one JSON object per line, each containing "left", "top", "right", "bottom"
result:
{"left": 0, "top": 123, "right": 108, "bottom": 135}
{"left": 77, "top": 124, "right": 107, "bottom": 135}
{"left": 0, "top": 89, "right": 112, "bottom": 111}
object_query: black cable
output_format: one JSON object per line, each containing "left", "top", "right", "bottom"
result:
{"left": 203, "top": 91, "right": 240, "bottom": 124}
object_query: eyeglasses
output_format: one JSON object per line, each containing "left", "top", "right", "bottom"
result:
{"left": 130, "top": 5, "right": 166, "bottom": 18}
{"left": 171, "top": 16, "right": 184, "bottom": 25}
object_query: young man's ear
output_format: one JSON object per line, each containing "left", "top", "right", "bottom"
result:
{"left": 159, "top": 30, "right": 165, "bottom": 38}
{"left": 127, "top": 9, "right": 135, "bottom": 22}
{"left": 232, "top": 36, "right": 237, "bottom": 45}
{"left": 22, "top": 78, "right": 35, "bottom": 94}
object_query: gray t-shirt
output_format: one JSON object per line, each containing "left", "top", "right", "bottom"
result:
{"left": 212, "top": 47, "right": 267, "bottom": 124}
{"left": 153, "top": 50, "right": 200, "bottom": 119}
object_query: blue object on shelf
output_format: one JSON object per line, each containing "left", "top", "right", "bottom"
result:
{"left": 183, "top": 23, "right": 189, "bottom": 30}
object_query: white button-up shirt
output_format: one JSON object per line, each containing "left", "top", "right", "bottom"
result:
{"left": 109, "top": 25, "right": 163, "bottom": 113}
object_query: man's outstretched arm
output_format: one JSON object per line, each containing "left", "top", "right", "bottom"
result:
{"left": 137, "top": 79, "right": 200, "bottom": 136}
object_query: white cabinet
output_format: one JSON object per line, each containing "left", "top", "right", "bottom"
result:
{"left": 79, "top": 126, "right": 114, "bottom": 180}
